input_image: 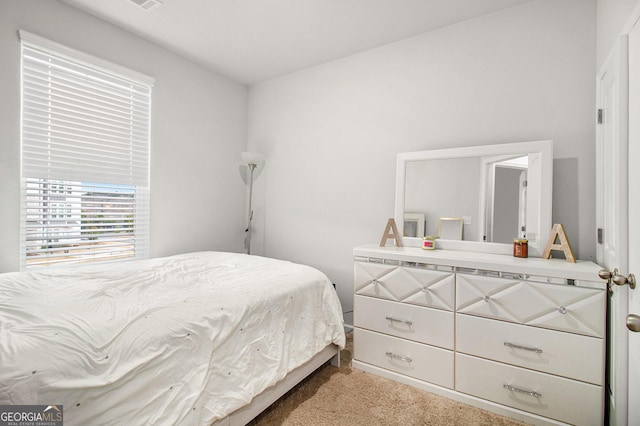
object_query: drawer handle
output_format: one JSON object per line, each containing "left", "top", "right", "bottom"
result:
{"left": 385, "top": 316, "right": 413, "bottom": 326}
{"left": 503, "top": 384, "right": 542, "bottom": 398}
{"left": 385, "top": 351, "right": 413, "bottom": 363}
{"left": 504, "top": 342, "right": 543, "bottom": 354}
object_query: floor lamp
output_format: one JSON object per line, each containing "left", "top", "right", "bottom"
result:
{"left": 241, "top": 151, "right": 264, "bottom": 254}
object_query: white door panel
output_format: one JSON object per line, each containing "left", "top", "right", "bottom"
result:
{"left": 597, "top": 20, "right": 640, "bottom": 423}
{"left": 597, "top": 36, "right": 629, "bottom": 426}
{"left": 626, "top": 19, "right": 640, "bottom": 426}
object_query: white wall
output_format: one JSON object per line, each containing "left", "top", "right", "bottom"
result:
{"left": 0, "top": 0, "right": 248, "bottom": 272}
{"left": 597, "top": 0, "right": 639, "bottom": 68}
{"left": 247, "top": 0, "right": 596, "bottom": 319}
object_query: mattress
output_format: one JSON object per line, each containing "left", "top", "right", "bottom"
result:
{"left": 0, "top": 251, "right": 345, "bottom": 425}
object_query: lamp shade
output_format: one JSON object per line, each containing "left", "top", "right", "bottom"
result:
{"left": 239, "top": 152, "right": 265, "bottom": 184}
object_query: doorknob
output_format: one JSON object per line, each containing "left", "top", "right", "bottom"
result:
{"left": 598, "top": 268, "right": 619, "bottom": 295}
{"left": 628, "top": 314, "right": 640, "bottom": 332}
{"left": 613, "top": 273, "right": 636, "bottom": 289}
{"left": 598, "top": 268, "right": 617, "bottom": 280}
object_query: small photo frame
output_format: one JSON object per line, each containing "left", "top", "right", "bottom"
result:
{"left": 403, "top": 213, "right": 425, "bottom": 238}
{"left": 438, "top": 217, "right": 463, "bottom": 240}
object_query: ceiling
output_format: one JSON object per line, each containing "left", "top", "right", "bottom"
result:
{"left": 60, "top": 0, "right": 530, "bottom": 85}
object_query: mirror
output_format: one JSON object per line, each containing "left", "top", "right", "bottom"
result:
{"left": 395, "top": 140, "right": 553, "bottom": 256}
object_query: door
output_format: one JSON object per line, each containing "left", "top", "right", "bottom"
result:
{"left": 597, "top": 36, "right": 629, "bottom": 426}
{"left": 598, "top": 22, "right": 640, "bottom": 425}
{"left": 627, "top": 19, "right": 640, "bottom": 425}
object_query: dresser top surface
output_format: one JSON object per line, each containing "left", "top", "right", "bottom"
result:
{"left": 354, "top": 244, "right": 605, "bottom": 284}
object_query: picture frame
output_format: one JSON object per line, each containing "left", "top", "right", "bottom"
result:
{"left": 403, "top": 213, "right": 425, "bottom": 238}
{"left": 438, "top": 217, "right": 463, "bottom": 240}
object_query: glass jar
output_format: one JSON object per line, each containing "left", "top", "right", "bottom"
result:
{"left": 513, "top": 238, "right": 528, "bottom": 258}
{"left": 422, "top": 236, "right": 437, "bottom": 250}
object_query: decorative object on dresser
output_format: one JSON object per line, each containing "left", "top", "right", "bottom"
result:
{"left": 421, "top": 235, "right": 437, "bottom": 250}
{"left": 353, "top": 245, "right": 606, "bottom": 426}
{"left": 541, "top": 223, "right": 576, "bottom": 262}
{"left": 513, "top": 238, "right": 528, "bottom": 258}
{"left": 379, "top": 218, "right": 403, "bottom": 247}
{"left": 437, "top": 217, "right": 464, "bottom": 240}
{"left": 403, "top": 213, "right": 425, "bottom": 238}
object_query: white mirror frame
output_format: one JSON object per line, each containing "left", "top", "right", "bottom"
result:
{"left": 395, "top": 140, "right": 553, "bottom": 257}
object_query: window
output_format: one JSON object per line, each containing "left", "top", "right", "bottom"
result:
{"left": 20, "top": 31, "right": 153, "bottom": 269}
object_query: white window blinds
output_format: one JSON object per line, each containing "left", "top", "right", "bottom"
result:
{"left": 20, "top": 31, "right": 153, "bottom": 269}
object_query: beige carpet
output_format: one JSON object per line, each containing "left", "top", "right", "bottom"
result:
{"left": 249, "top": 334, "right": 529, "bottom": 425}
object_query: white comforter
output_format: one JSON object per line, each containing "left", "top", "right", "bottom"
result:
{"left": 0, "top": 252, "right": 345, "bottom": 425}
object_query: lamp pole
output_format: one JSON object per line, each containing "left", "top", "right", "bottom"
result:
{"left": 245, "top": 162, "right": 257, "bottom": 254}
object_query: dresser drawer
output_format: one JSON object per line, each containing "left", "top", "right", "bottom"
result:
{"left": 354, "top": 261, "right": 455, "bottom": 310}
{"left": 455, "top": 353, "right": 603, "bottom": 426}
{"left": 456, "top": 314, "right": 604, "bottom": 385}
{"left": 354, "top": 328, "right": 454, "bottom": 388}
{"left": 354, "top": 295, "right": 454, "bottom": 349}
{"left": 456, "top": 274, "right": 606, "bottom": 337}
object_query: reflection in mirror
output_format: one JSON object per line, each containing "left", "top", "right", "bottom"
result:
{"left": 403, "top": 213, "right": 425, "bottom": 238}
{"left": 404, "top": 157, "right": 479, "bottom": 239}
{"left": 395, "top": 140, "right": 553, "bottom": 256}
{"left": 438, "top": 217, "right": 463, "bottom": 240}
{"left": 485, "top": 156, "right": 528, "bottom": 243}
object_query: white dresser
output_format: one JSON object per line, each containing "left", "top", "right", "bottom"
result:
{"left": 353, "top": 245, "right": 606, "bottom": 426}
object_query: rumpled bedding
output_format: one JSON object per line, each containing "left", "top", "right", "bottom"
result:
{"left": 0, "top": 251, "right": 345, "bottom": 425}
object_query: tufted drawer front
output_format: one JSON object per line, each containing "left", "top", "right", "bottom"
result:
{"left": 354, "top": 261, "right": 455, "bottom": 310}
{"left": 455, "top": 353, "right": 603, "bottom": 426}
{"left": 456, "top": 274, "right": 606, "bottom": 337}
{"left": 456, "top": 314, "right": 604, "bottom": 385}
{"left": 354, "top": 328, "right": 454, "bottom": 389}
{"left": 354, "top": 295, "right": 454, "bottom": 349}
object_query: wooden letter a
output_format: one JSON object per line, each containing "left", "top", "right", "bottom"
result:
{"left": 380, "top": 218, "right": 403, "bottom": 247}
{"left": 542, "top": 223, "right": 576, "bottom": 263}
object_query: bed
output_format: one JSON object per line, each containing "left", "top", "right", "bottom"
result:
{"left": 0, "top": 251, "right": 345, "bottom": 425}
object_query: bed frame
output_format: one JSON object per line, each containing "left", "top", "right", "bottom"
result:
{"left": 213, "top": 343, "right": 341, "bottom": 425}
